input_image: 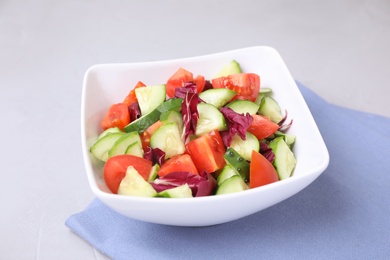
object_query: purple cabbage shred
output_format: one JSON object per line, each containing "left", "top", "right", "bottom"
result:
{"left": 220, "top": 107, "right": 253, "bottom": 147}
{"left": 150, "top": 170, "right": 217, "bottom": 197}
{"left": 260, "top": 141, "right": 275, "bottom": 163}
{"left": 128, "top": 102, "right": 142, "bottom": 122}
{"left": 144, "top": 146, "right": 166, "bottom": 166}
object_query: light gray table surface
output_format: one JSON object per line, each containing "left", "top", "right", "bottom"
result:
{"left": 1, "top": 0, "right": 389, "bottom": 259}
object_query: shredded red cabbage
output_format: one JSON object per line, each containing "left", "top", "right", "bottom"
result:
{"left": 173, "top": 82, "right": 202, "bottom": 142}
{"left": 150, "top": 171, "right": 217, "bottom": 197}
{"left": 278, "top": 110, "right": 293, "bottom": 132}
{"left": 220, "top": 107, "right": 253, "bottom": 147}
{"left": 144, "top": 146, "right": 166, "bottom": 166}
{"left": 260, "top": 141, "right": 275, "bottom": 163}
{"left": 128, "top": 102, "right": 142, "bottom": 122}
{"left": 174, "top": 82, "right": 197, "bottom": 98}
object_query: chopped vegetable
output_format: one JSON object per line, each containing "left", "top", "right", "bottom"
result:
{"left": 151, "top": 171, "right": 217, "bottom": 197}
{"left": 219, "top": 107, "right": 253, "bottom": 147}
{"left": 101, "top": 103, "right": 130, "bottom": 131}
{"left": 90, "top": 60, "right": 297, "bottom": 198}
{"left": 103, "top": 155, "right": 153, "bottom": 194}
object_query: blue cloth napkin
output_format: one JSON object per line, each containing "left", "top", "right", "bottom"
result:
{"left": 66, "top": 82, "right": 390, "bottom": 260}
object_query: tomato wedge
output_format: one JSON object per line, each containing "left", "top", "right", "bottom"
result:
{"left": 194, "top": 75, "right": 206, "bottom": 93}
{"left": 123, "top": 81, "right": 146, "bottom": 106}
{"left": 249, "top": 150, "right": 279, "bottom": 188}
{"left": 101, "top": 103, "right": 130, "bottom": 130}
{"left": 211, "top": 73, "right": 260, "bottom": 102}
{"left": 186, "top": 130, "right": 226, "bottom": 173}
{"left": 166, "top": 68, "right": 206, "bottom": 97}
{"left": 166, "top": 68, "right": 194, "bottom": 98}
{"left": 103, "top": 155, "right": 153, "bottom": 194}
{"left": 247, "top": 114, "right": 279, "bottom": 140}
{"left": 157, "top": 154, "right": 199, "bottom": 177}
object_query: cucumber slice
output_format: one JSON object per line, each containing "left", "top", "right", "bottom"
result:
{"left": 258, "top": 96, "right": 283, "bottom": 123}
{"left": 118, "top": 166, "right": 157, "bottom": 197}
{"left": 125, "top": 141, "right": 144, "bottom": 158}
{"left": 230, "top": 132, "right": 260, "bottom": 161}
{"left": 135, "top": 84, "right": 166, "bottom": 116}
{"left": 224, "top": 147, "right": 250, "bottom": 182}
{"left": 150, "top": 122, "right": 185, "bottom": 159}
{"left": 269, "top": 137, "right": 297, "bottom": 180}
{"left": 198, "top": 88, "right": 236, "bottom": 109}
{"left": 160, "top": 110, "right": 183, "bottom": 135}
{"left": 217, "top": 164, "right": 240, "bottom": 185}
{"left": 124, "top": 109, "right": 160, "bottom": 133}
{"left": 225, "top": 100, "right": 260, "bottom": 115}
{"left": 156, "top": 98, "right": 183, "bottom": 113}
{"left": 108, "top": 131, "right": 142, "bottom": 158}
{"left": 255, "top": 88, "right": 272, "bottom": 106}
{"left": 260, "top": 87, "right": 273, "bottom": 95}
{"left": 98, "top": 127, "right": 123, "bottom": 139}
{"left": 195, "top": 103, "right": 227, "bottom": 136}
{"left": 274, "top": 131, "right": 296, "bottom": 148}
{"left": 90, "top": 132, "right": 124, "bottom": 162}
{"left": 216, "top": 175, "right": 248, "bottom": 195}
{"left": 158, "top": 184, "right": 193, "bottom": 198}
{"left": 214, "top": 60, "right": 242, "bottom": 78}
{"left": 148, "top": 164, "right": 160, "bottom": 182}
{"left": 124, "top": 98, "right": 183, "bottom": 133}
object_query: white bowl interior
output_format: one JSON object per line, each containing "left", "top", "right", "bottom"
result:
{"left": 81, "top": 46, "right": 329, "bottom": 226}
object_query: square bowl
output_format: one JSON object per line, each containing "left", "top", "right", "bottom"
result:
{"left": 81, "top": 46, "right": 329, "bottom": 226}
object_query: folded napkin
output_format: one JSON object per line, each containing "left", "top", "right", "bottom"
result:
{"left": 66, "top": 82, "right": 390, "bottom": 259}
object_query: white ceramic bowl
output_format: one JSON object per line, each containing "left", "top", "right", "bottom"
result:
{"left": 81, "top": 46, "right": 329, "bottom": 226}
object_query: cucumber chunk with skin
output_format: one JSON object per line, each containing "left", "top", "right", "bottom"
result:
{"left": 158, "top": 184, "right": 193, "bottom": 198}
{"left": 224, "top": 147, "right": 250, "bottom": 182}
{"left": 230, "top": 132, "right": 260, "bottom": 161}
{"left": 255, "top": 88, "right": 273, "bottom": 106}
{"left": 196, "top": 103, "right": 227, "bottom": 136}
{"left": 269, "top": 137, "right": 297, "bottom": 180}
{"left": 135, "top": 84, "right": 166, "bottom": 116}
{"left": 90, "top": 132, "right": 124, "bottom": 162}
{"left": 150, "top": 122, "right": 185, "bottom": 159}
{"left": 216, "top": 175, "right": 248, "bottom": 195}
{"left": 148, "top": 164, "right": 160, "bottom": 182}
{"left": 214, "top": 60, "right": 242, "bottom": 78}
{"left": 118, "top": 166, "right": 157, "bottom": 197}
{"left": 156, "top": 98, "right": 183, "bottom": 113}
{"left": 225, "top": 100, "right": 260, "bottom": 115}
{"left": 199, "top": 88, "right": 236, "bottom": 109}
{"left": 98, "top": 127, "right": 123, "bottom": 140}
{"left": 258, "top": 96, "right": 284, "bottom": 123}
{"left": 124, "top": 109, "right": 160, "bottom": 133}
{"left": 124, "top": 141, "right": 144, "bottom": 158}
{"left": 124, "top": 98, "right": 183, "bottom": 133}
{"left": 274, "top": 131, "right": 296, "bottom": 148}
{"left": 108, "top": 131, "right": 142, "bottom": 158}
{"left": 217, "top": 164, "right": 240, "bottom": 185}
{"left": 160, "top": 110, "right": 183, "bottom": 135}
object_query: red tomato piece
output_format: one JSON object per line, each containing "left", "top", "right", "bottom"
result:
{"left": 211, "top": 73, "right": 260, "bottom": 102}
{"left": 166, "top": 68, "right": 194, "bottom": 98}
{"left": 194, "top": 75, "right": 206, "bottom": 93}
{"left": 103, "top": 155, "right": 153, "bottom": 194}
{"left": 157, "top": 154, "right": 199, "bottom": 177}
{"left": 123, "top": 81, "right": 146, "bottom": 107}
{"left": 250, "top": 150, "right": 279, "bottom": 189}
{"left": 247, "top": 114, "right": 279, "bottom": 140}
{"left": 186, "top": 130, "right": 226, "bottom": 173}
{"left": 101, "top": 103, "right": 130, "bottom": 131}
{"left": 140, "top": 120, "right": 163, "bottom": 151}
